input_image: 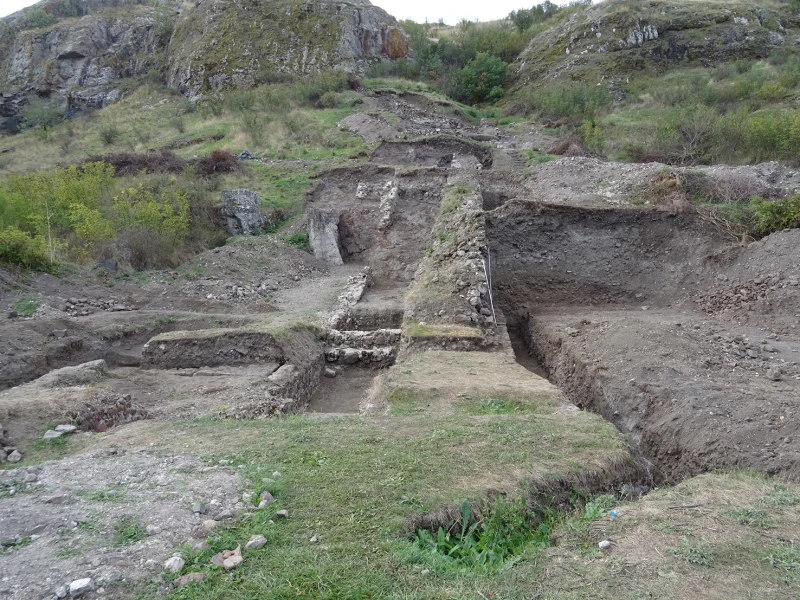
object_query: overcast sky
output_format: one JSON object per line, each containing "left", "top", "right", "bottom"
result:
{"left": 1, "top": 0, "right": 573, "bottom": 23}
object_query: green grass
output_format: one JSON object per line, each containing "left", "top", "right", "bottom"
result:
{"left": 11, "top": 297, "right": 38, "bottom": 316}
{"left": 106, "top": 348, "right": 629, "bottom": 599}
{"left": 666, "top": 537, "right": 716, "bottom": 567}
{"left": 113, "top": 517, "right": 148, "bottom": 546}
{"left": 283, "top": 232, "right": 310, "bottom": 252}
{"left": 403, "top": 323, "right": 483, "bottom": 340}
{"left": 727, "top": 507, "right": 776, "bottom": 529}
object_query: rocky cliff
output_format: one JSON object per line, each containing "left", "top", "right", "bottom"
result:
{"left": 167, "top": 0, "right": 409, "bottom": 98}
{"left": 514, "top": 0, "right": 798, "bottom": 91}
{"left": 0, "top": 0, "right": 409, "bottom": 122}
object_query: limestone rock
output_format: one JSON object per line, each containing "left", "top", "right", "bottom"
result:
{"left": 166, "top": 0, "right": 409, "bottom": 98}
{"left": 308, "top": 209, "right": 344, "bottom": 265}
{"left": 245, "top": 534, "right": 267, "bottom": 550}
{"left": 163, "top": 555, "right": 185, "bottom": 574}
{"left": 68, "top": 578, "right": 93, "bottom": 598}
{"left": 174, "top": 572, "right": 206, "bottom": 588}
{"left": 219, "top": 190, "right": 267, "bottom": 236}
{"left": 211, "top": 545, "right": 243, "bottom": 570}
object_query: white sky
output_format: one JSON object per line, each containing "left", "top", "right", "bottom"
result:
{"left": 1, "top": 0, "right": 572, "bottom": 23}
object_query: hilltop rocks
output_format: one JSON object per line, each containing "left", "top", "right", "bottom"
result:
{"left": 0, "top": 0, "right": 409, "bottom": 123}
{"left": 514, "top": 0, "right": 793, "bottom": 90}
{"left": 0, "top": 7, "right": 163, "bottom": 120}
{"left": 166, "top": 0, "right": 409, "bottom": 97}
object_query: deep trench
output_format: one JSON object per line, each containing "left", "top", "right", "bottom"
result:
{"left": 484, "top": 201, "right": 733, "bottom": 484}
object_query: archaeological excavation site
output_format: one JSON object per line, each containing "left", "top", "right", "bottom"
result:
{"left": 1, "top": 0, "right": 799, "bottom": 598}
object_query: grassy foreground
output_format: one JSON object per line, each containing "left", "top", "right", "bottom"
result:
{"left": 78, "top": 351, "right": 626, "bottom": 599}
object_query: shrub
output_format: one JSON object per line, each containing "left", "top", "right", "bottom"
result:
{"left": 523, "top": 82, "right": 611, "bottom": 119}
{"left": 285, "top": 232, "right": 310, "bottom": 251}
{"left": 317, "top": 91, "right": 340, "bottom": 109}
{"left": 452, "top": 53, "right": 508, "bottom": 104}
{"left": 195, "top": 150, "right": 238, "bottom": 176}
{"left": 110, "top": 183, "right": 190, "bottom": 268}
{"left": 749, "top": 195, "right": 800, "bottom": 237}
{"left": 99, "top": 123, "right": 121, "bottom": 145}
{"left": 21, "top": 97, "right": 63, "bottom": 131}
{"left": 0, "top": 227, "right": 51, "bottom": 270}
{"left": 23, "top": 7, "right": 56, "bottom": 29}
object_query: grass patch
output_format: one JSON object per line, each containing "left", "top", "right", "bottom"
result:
{"left": 440, "top": 185, "right": 472, "bottom": 215}
{"left": 11, "top": 297, "right": 38, "bottom": 316}
{"left": 727, "top": 507, "right": 776, "bottom": 529}
{"left": 113, "top": 517, "right": 147, "bottom": 546}
{"left": 411, "top": 497, "right": 551, "bottom": 572}
{"left": 404, "top": 323, "right": 483, "bottom": 340}
{"left": 666, "top": 537, "right": 716, "bottom": 567}
{"left": 456, "top": 396, "right": 532, "bottom": 415}
{"left": 284, "top": 232, "right": 310, "bottom": 252}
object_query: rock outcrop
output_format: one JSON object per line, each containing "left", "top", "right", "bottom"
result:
{"left": 219, "top": 189, "right": 267, "bottom": 236}
{"left": 0, "top": 0, "right": 174, "bottom": 124}
{"left": 514, "top": 0, "right": 797, "bottom": 92}
{"left": 166, "top": 0, "right": 409, "bottom": 98}
{"left": 0, "top": 0, "right": 409, "bottom": 124}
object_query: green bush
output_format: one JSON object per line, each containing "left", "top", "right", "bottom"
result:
{"left": 317, "top": 91, "right": 340, "bottom": 109}
{"left": 99, "top": 123, "right": 122, "bottom": 145}
{"left": 749, "top": 195, "right": 800, "bottom": 237}
{"left": 0, "top": 227, "right": 51, "bottom": 270}
{"left": 451, "top": 53, "right": 508, "bottom": 104}
{"left": 523, "top": 82, "right": 611, "bottom": 119}
{"left": 21, "top": 97, "right": 63, "bottom": 131}
{"left": 285, "top": 232, "right": 310, "bottom": 251}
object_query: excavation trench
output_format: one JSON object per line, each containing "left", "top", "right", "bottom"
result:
{"left": 485, "top": 201, "right": 800, "bottom": 482}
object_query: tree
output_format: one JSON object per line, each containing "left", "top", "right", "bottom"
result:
{"left": 457, "top": 53, "right": 508, "bottom": 104}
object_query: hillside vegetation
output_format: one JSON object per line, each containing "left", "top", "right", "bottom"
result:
{"left": 2, "top": 0, "right": 800, "bottom": 274}
{"left": 0, "top": 72, "right": 367, "bottom": 270}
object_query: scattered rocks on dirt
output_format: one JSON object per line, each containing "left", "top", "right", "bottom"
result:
{"left": 0, "top": 451, "right": 243, "bottom": 600}
{"left": 695, "top": 273, "right": 798, "bottom": 315}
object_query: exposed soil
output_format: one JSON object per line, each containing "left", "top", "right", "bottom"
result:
{"left": 487, "top": 202, "right": 800, "bottom": 481}
{"left": 307, "top": 368, "right": 380, "bottom": 414}
{"left": 1, "top": 84, "right": 799, "bottom": 599}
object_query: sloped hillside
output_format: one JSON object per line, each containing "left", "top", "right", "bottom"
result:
{"left": 0, "top": 0, "right": 408, "bottom": 126}
{"left": 514, "top": 0, "right": 798, "bottom": 90}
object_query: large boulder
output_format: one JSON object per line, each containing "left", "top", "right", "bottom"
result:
{"left": 219, "top": 189, "right": 267, "bottom": 236}
{"left": 308, "top": 208, "right": 344, "bottom": 265}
